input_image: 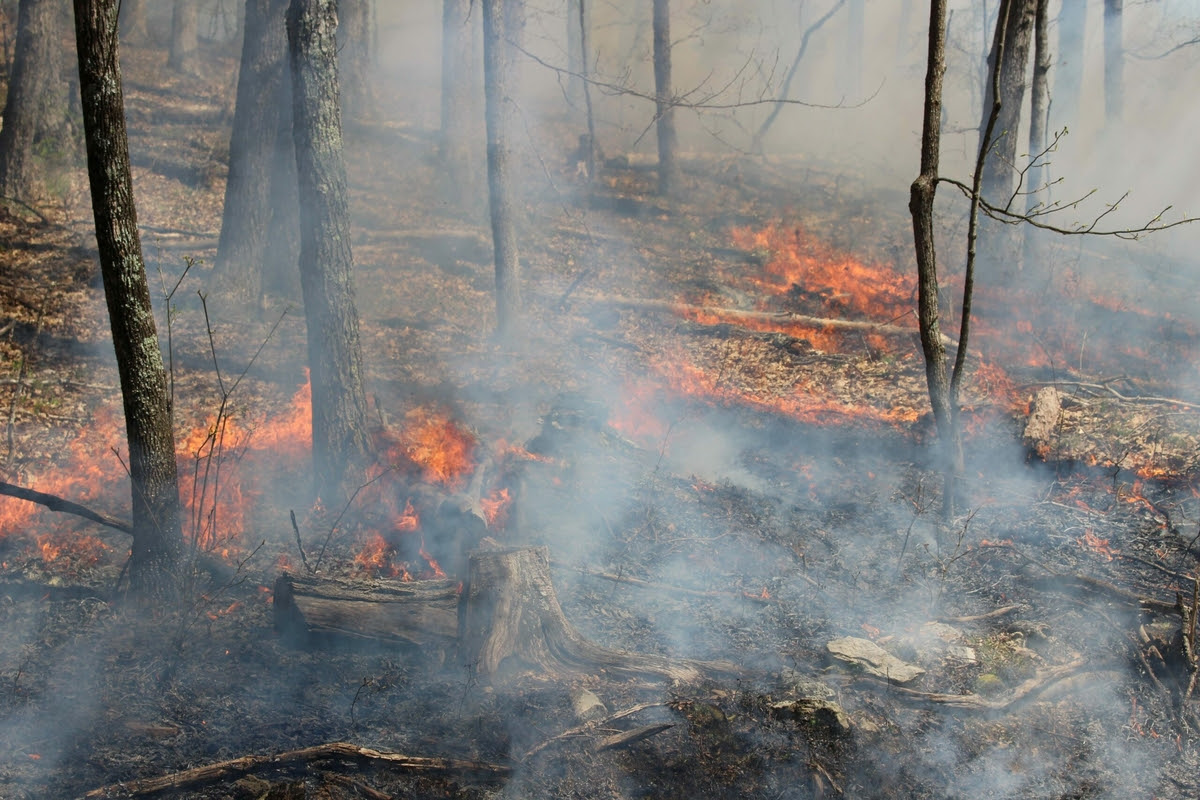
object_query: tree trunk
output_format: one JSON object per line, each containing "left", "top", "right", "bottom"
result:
{"left": 1052, "top": 0, "right": 1084, "bottom": 132}
{"left": 977, "top": 0, "right": 1035, "bottom": 273}
{"left": 0, "top": 0, "right": 66, "bottom": 200}
{"left": 72, "top": 0, "right": 183, "bottom": 594}
{"left": 651, "top": 0, "right": 677, "bottom": 196}
{"left": 576, "top": 0, "right": 596, "bottom": 181}
{"left": 908, "top": 0, "right": 960, "bottom": 515}
{"left": 286, "top": 0, "right": 370, "bottom": 503}
{"left": 481, "top": 0, "right": 523, "bottom": 337}
{"left": 264, "top": 58, "right": 301, "bottom": 299}
{"left": 118, "top": 0, "right": 146, "bottom": 42}
{"left": 1103, "top": 0, "right": 1123, "bottom": 123}
{"left": 566, "top": 0, "right": 583, "bottom": 108}
{"left": 167, "top": 0, "right": 199, "bottom": 74}
{"left": 842, "top": 0, "right": 864, "bottom": 100}
{"left": 440, "top": 0, "right": 483, "bottom": 212}
{"left": 215, "top": 0, "right": 290, "bottom": 302}
{"left": 1023, "top": 0, "right": 1050, "bottom": 262}
{"left": 338, "top": 0, "right": 372, "bottom": 119}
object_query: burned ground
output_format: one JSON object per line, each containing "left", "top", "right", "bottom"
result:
{"left": 1, "top": 38, "right": 1200, "bottom": 800}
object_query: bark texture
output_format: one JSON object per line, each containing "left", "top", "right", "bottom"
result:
{"left": 979, "top": 0, "right": 1036, "bottom": 207}
{"left": 440, "top": 0, "right": 483, "bottom": 211}
{"left": 73, "top": 0, "right": 183, "bottom": 593}
{"left": 481, "top": 0, "right": 523, "bottom": 336}
{"left": 1023, "top": 0, "right": 1050, "bottom": 261}
{"left": 651, "top": 0, "right": 677, "bottom": 195}
{"left": 0, "top": 0, "right": 66, "bottom": 200}
{"left": 286, "top": 0, "right": 370, "bottom": 502}
{"left": 167, "top": 0, "right": 198, "bottom": 74}
{"left": 215, "top": 0, "right": 291, "bottom": 301}
{"left": 908, "top": 0, "right": 959, "bottom": 512}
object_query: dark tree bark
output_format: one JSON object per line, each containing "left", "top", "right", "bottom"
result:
{"left": 337, "top": 0, "right": 372, "bottom": 119}
{"left": 440, "top": 0, "right": 483, "bottom": 210}
{"left": 1052, "top": 0, "right": 1084, "bottom": 131}
{"left": 286, "top": 0, "right": 370, "bottom": 502}
{"left": 651, "top": 0, "right": 677, "bottom": 195}
{"left": 167, "top": 0, "right": 199, "bottom": 74}
{"left": 481, "top": 0, "right": 523, "bottom": 336}
{"left": 0, "top": 0, "right": 67, "bottom": 200}
{"left": 908, "top": 0, "right": 958, "bottom": 514}
{"left": 1103, "top": 0, "right": 1123, "bottom": 122}
{"left": 215, "top": 0, "right": 291, "bottom": 301}
{"left": 72, "top": 0, "right": 183, "bottom": 593}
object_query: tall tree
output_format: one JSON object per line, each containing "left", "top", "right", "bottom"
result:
{"left": 1023, "top": 0, "right": 1051, "bottom": 262}
{"left": 481, "top": 0, "right": 523, "bottom": 336}
{"left": 0, "top": 0, "right": 67, "bottom": 200}
{"left": 73, "top": 0, "right": 183, "bottom": 593}
{"left": 440, "top": 0, "right": 483, "bottom": 210}
{"left": 1052, "top": 0, "right": 1085, "bottom": 131}
{"left": 338, "top": 0, "right": 372, "bottom": 119}
{"left": 286, "top": 0, "right": 370, "bottom": 502}
{"left": 215, "top": 0, "right": 292, "bottom": 302}
{"left": 1103, "top": 0, "right": 1123, "bottom": 122}
{"left": 566, "top": 0, "right": 584, "bottom": 108}
{"left": 167, "top": 0, "right": 198, "bottom": 74}
{"left": 652, "top": 0, "right": 678, "bottom": 195}
{"left": 118, "top": 0, "right": 146, "bottom": 42}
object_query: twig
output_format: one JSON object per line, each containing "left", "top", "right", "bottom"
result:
{"left": 83, "top": 742, "right": 511, "bottom": 798}
{"left": 875, "top": 658, "right": 1088, "bottom": 710}
{"left": 522, "top": 702, "right": 665, "bottom": 761}
{"left": 289, "top": 509, "right": 313, "bottom": 574}
{"left": 595, "top": 723, "right": 674, "bottom": 752}
{"left": 0, "top": 479, "right": 132, "bottom": 534}
{"left": 937, "top": 604, "right": 1022, "bottom": 624}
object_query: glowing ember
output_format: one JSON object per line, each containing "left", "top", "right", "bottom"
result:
{"left": 392, "top": 498, "right": 420, "bottom": 532}
{"left": 418, "top": 535, "right": 447, "bottom": 578}
{"left": 354, "top": 532, "right": 406, "bottom": 579}
{"left": 1079, "top": 529, "right": 1117, "bottom": 561}
{"left": 398, "top": 407, "right": 476, "bottom": 488}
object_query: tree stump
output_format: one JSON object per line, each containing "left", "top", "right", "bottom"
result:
{"left": 275, "top": 546, "right": 743, "bottom": 684}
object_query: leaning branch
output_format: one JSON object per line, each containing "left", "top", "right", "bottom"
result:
{"left": 0, "top": 480, "right": 132, "bottom": 534}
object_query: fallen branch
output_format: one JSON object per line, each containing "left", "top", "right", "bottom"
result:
{"left": 522, "top": 701, "right": 666, "bottom": 761}
{"left": 83, "top": 742, "right": 511, "bottom": 798}
{"left": 0, "top": 480, "right": 132, "bottom": 534}
{"left": 596, "top": 723, "right": 674, "bottom": 752}
{"left": 876, "top": 658, "right": 1088, "bottom": 710}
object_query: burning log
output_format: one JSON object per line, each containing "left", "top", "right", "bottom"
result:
{"left": 275, "top": 547, "right": 743, "bottom": 684}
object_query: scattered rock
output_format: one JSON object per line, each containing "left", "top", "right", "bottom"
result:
{"left": 826, "top": 636, "right": 925, "bottom": 684}
{"left": 769, "top": 698, "right": 852, "bottom": 736}
{"left": 570, "top": 687, "right": 608, "bottom": 722}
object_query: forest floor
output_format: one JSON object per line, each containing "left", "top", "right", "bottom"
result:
{"left": 2, "top": 35, "right": 1200, "bottom": 800}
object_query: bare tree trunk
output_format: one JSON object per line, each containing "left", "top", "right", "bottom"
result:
{"left": 286, "top": 0, "right": 370, "bottom": 502}
{"left": 1052, "top": 0, "right": 1085, "bottom": 131}
{"left": 338, "top": 0, "right": 372, "bottom": 119}
{"left": 0, "top": 0, "right": 66, "bottom": 200}
{"left": 908, "top": 0, "right": 959, "bottom": 515}
{"left": 215, "top": 0, "right": 290, "bottom": 302}
{"left": 440, "top": 0, "right": 483, "bottom": 212}
{"left": 1023, "top": 0, "right": 1050, "bottom": 262}
{"left": 118, "top": 0, "right": 146, "bottom": 42}
{"left": 577, "top": 0, "right": 596, "bottom": 181}
{"left": 566, "top": 0, "right": 583, "bottom": 108}
{"left": 977, "top": 0, "right": 1035, "bottom": 273}
{"left": 168, "top": 0, "right": 199, "bottom": 74}
{"left": 1103, "top": 0, "right": 1123, "bottom": 123}
{"left": 482, "top": 0, "right": 523, "bottom": 337}
{"left": 652, "top": 0, "right": 677, "bottom": 196}
{"left": 73, "top": 0, "right": 183, "bottom": 594}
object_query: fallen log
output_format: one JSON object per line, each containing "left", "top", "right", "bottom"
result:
{"left": 0, "top": 479, "right": 132, "bottom": 534}
{"left": 82, "top": 741, "right": 511, "bottom": 798}
{"left": 273, "top": 573, "right": 460, "bottom": 648}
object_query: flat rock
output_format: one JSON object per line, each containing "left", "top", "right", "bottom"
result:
{"left": 826, "top": 636, "right": 926, "bottom": 684}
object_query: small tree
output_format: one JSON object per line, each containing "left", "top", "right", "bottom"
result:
{"left": 652, "top": 0, "right": 678, "bottom": 195}
{"left": 286, "top": 0, "right": 371, "bottom": 502}
{"left": 0, "top": 0, "right": 68, "bottom": 201}
{"left": 167, "top": 0, "right": 198, "bottom": 74}
{"left": 73, "top": 0, "right": 183, "bottom": 594}
{"left": 481, "top": 0, "right": 523, "bottom": 336}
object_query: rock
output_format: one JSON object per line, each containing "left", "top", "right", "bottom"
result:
{"left": 897, "top": 622, "right": 977, "bottom": 667}
{"left": 769, "top": 698, "right": 852, "bottom": 736}
{"left": 826, "top": 636, "right": 926, "bottom": 684}
{"left": 1023, "top": 386, "right": 1062, "bottom": 455}
{"left": 570, "top": 687, "right": 607, "bottom": 722}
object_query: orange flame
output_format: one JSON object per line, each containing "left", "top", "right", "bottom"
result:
{"left": 398, "top": 407, "right": 476, "bottom": 487}
{"left": 480, "top": 487, "right": 511, "bottom": 528}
